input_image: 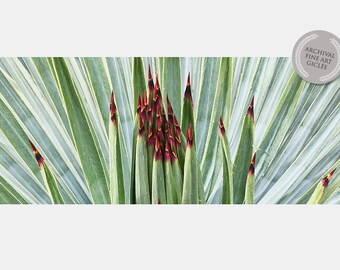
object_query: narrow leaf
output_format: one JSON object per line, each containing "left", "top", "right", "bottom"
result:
{"left": 164, "top": 141, "right": 176, "bottom": 204}
{"left": 133, "top": 57, "right": 146, "bottom": 111}
{"left": 233, "top": 97, "right": 254, "bottom": 204}
{"left": 83, "top": 57, "right": 112, "bottom": 134}
{"left": 135, "top": 122, "right": 150, "bottom": 204}
{"left": 162, "top": 57, "right": 181, "bottom": 121}
{"left": 129, "top": 115, "right": 139, "bottom": 204}
{"left": 29, "top": 141, "right": 64, "bottom": 204}
{"left": 0, "top": 176, "right": 28, "bottom": 204}
{"left": 245, "top": 153, "right": 256, "bottom": 204}
{"left": 181, "top": 73, "right": 195, "bottom": 143}
{"left": 200, "top": 57, "right": 233, "bottom": 197}
{"left": 42, "top": 164, "right": 65, "bottom": 204}
{"left": 219, "top": 117, "right": 233, "bottom": 204}
{"left": 52, "top": 58, "right": 110, "bottom": 203}
{"left": 151, "top": 139, "right": 166, "bottom": 204}
{"left": 182, "top": 125, "right": 204, "bottom": 204}
{"left": 109, "top": 92, "right": 125, "bottom": 204}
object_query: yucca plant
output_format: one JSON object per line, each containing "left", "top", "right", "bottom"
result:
{"left": 0, "top": 57, "right": 339, "bottom": 204}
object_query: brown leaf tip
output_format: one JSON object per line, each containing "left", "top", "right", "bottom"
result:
{"left": 29, "top": 141, "right": 44, "bottom": 168}
{"left": 137, "top": 94, "right": 142, "bottom": 115}
{"left": 247, "top": 96, "right": 254, "bottom": 119}
{"left": 184, "top": 73, "right": 193, "bottom": 104}
{"left": 155, "top": 74, "right": 160, "bottom": 90}
{"left": 248, "top": 153, "right": 256, "bottom": 175}
{"left": 148, "top": 64, "right": 152, "bottom": 80}
{"left": 148, "top": 65, "right": 154, "bottom": 93}
{"left": 219, "top": 116, "right": 225, "bottom": 136}
{"left": 186, "top": 124, "right": 194, "bottom": 147}
{"left": 321, "top": 168, "right": 336, "bottom": 188}
{"left": 110, "top": 91, "right": 117, "bottom": 124}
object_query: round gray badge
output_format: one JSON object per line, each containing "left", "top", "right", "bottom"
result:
{"left": 292, "top": 30, "right": 340, "bottom": 84}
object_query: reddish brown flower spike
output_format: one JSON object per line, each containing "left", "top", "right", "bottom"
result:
{"left": 147, "top": 106, "right": 152, "bottom": 123}
{"left": 321, "top": 168, "right": 336, "bottom": 188}
{"left": 154, "top": 137, "right": 163, "bottom": 161}
{"left": 110, "top": 91, "right": 117, "bottom": 124}
{"left": 147, "top": 126, "right": 156, "bottom": 146}
{"left": 29, "top": 141, "right": 44, "bottom": 168}
{"left": 175, "top": 134, "right": 182, "bottom": 148}
{"left": 186, "top": 124, "right": 194, "bottom": 147}
{"left": 153, "top": 82, "right": 162, "bottom": 110}
{"left": 219, "top": 116, "right": 225, "bottom": 136}
{"left": 161, "top": 107, "right": 167, "bottom": 124}
{"left": 156, "top": 121, "right": 164, "bottom": 142}
{"left": 173, "top": 115, "right": 181, "bottom": 133}
{"left": 247, "top": 96, "right": 254, "bottom": 119}
{"left": 165, "top": 127, "right": 174, "bottom": 147}
{"left": 155, "top": 105, "right": 161, "bottom": 127}
{"left": 170, "top": 149, "right": 178, "bottom": 163}
{"left": 164, "top": 140, "right": 171, "bottom": 162}
{"left": 140, "top": 93, "right": 148, "bottom": 122}
{"left": 138, "top": 117, "right": 145, "bottom": 136}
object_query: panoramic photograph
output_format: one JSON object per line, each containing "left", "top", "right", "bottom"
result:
{"left": 0, "top": 57, "right": 339, "bottom": 204}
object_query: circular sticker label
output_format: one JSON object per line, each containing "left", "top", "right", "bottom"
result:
{"left": 292, "top": 30, "right": 340, "bottom": 84}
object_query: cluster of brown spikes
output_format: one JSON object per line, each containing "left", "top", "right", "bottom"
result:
{"left": 136, "top": 66, "right": 188, "bottom": 163}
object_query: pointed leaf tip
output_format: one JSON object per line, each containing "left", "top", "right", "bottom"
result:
{"left": 184, "top": 77, "right": 193, "bottom": 104}
{"left": 248, "top": 153, "right": 256, "bottom": 175}
{"left": 148, "top": 64, "right": 152, "bottom": 80}
{"left": 155, "top": 74, "right": 160, "bottom": 90}
{"left": 186, "top": 124, "right": 194, "bottom": 147}
{"left": 219, "top": 116, "right": 225, "bottom": 136}
{"left": 110, "top": 91, "right": 117, "bottom": 124}
{"left": 329, "top": 168, "right": 336, "bottom": 177}
{"left": 247, "top": 96, "right": 254, "bottom": 119}
{"left": 137, "top": 93, "right": 142, "bottom": 114}
{"left": 187, "top": 72, "right": 190, "bottom": 86}
{"left": 29, "top": 140, "right": 44, "bottom": 168}
{"left": 322, "top": 168, "right": 336, "bottom": 188}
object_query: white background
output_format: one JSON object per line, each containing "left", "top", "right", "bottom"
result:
{"left": 1, "top": 0, "right": 339, "bottom": 269}
{"left": 1, "top": 0, "right": 339, "bottom": 56}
